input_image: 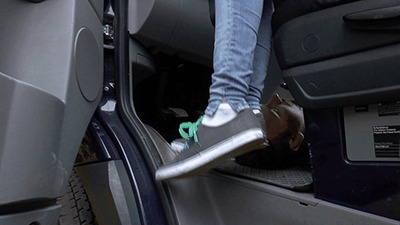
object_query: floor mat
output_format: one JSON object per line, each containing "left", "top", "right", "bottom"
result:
{"left": 215, "top": 159, "right": 313, "bottom": 192}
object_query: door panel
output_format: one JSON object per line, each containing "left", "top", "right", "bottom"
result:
{"left": 0, "top": 0, "right": 103, "bottom": 215}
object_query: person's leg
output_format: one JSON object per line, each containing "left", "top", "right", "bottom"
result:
{"left": 205, "top": 0, "right": 265, "bottom": 116}
{"left": 155, "top": 0, "right": 268, "bottom": 181}
{"left": 246, "top": 0, "right": 273, "bottom": 111}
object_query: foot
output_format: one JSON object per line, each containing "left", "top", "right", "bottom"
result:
{"left": 155, "top": 108, "right": 267, "bottom": 181}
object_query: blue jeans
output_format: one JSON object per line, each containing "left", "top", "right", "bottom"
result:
{"left": 205, "top": 0, "right": 273, "bottom": 116}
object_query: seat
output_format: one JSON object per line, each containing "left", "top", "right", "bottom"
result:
{"left": 271, "top": 0, "right": 400, "bottom": 221}
{"left": 272, "top": 0, "right": 400, "bottom": 108}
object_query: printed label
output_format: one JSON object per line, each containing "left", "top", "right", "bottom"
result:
{"left": 373, "top": 126, "right": 400, "bottom": 158}
{"left": 378, "top": 102, "right": 400, "bottom": 117}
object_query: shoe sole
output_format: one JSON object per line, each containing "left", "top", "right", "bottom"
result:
{"left": 155, "top": 128, "right": 265, "bottom": 181}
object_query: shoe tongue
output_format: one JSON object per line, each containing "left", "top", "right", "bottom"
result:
{"left": 202, "top": 103, "right": 237, "bottom": 127}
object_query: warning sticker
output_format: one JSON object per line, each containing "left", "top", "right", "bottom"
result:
{"left": 378, "top": 102, "right": 400, "bottom": 117}
{"left": 373, "top": 126, "right": 400, "bottom": 158}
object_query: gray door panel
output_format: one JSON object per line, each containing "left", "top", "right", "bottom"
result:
{"left": 0, "top": 0, "right": 103, "bottom": 206}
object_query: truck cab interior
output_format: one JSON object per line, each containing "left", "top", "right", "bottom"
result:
{"left": 1, "top": 0, "right": 400, "bottom": 224}
{"left": 128, "top": 0, "right": 400, "bottom": 224}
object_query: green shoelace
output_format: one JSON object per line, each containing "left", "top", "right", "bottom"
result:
{"left": 179, "top": 116, "right": 203, "bottom": 143}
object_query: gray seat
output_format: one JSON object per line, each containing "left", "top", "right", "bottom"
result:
{"left": 272, "top": 0, "right": 400, "bottom": 221}
{"left": 273, "top": 0, "right": 400, "bottom": 108}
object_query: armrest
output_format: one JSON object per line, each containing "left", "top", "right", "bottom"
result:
{"left": 344, "top": 5, "right": 400, "bottom": 30}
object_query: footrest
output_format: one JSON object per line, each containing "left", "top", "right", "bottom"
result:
{"left": 216, "top": 159, "right": 313, "bottom": 192}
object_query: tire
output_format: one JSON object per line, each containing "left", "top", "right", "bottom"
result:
{"left": 57, "top": 169, "right": 97, "bottom": 225}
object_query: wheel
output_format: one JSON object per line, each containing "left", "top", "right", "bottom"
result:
{"left": 57, "top": 169, "right": 97, "bottom": 225}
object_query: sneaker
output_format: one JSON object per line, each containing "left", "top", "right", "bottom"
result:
{"left": 155, "top": 108, "right": 267, "bottom": 181}
{"left": 253, "top": 110, "right": 269, "bottom": 146}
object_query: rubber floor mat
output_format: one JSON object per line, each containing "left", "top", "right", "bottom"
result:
{"left": 215, "top": 159, "right": 313, "bottom": 192}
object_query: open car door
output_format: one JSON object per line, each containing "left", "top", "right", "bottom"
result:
{"left": 0, "top": 0, "right": 103, "bottom": 224}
